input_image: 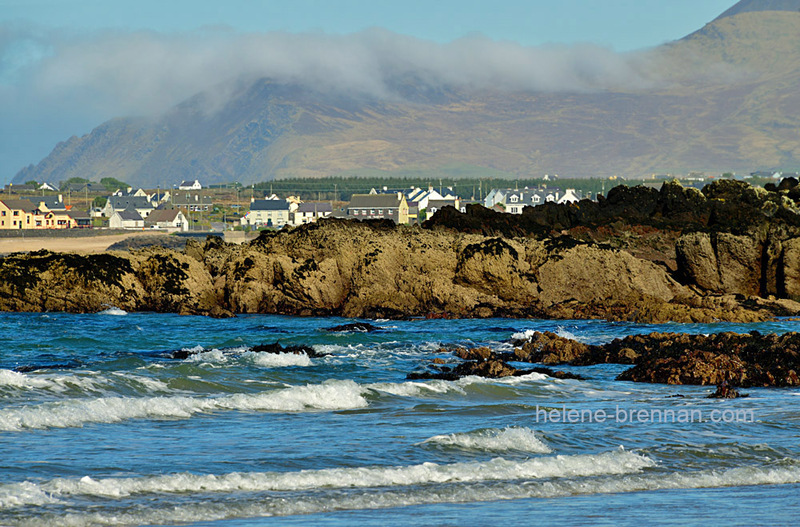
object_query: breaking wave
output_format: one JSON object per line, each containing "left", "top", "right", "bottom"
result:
{"left": 8, "top": 459, "right": 800, "bottom": 525}
{"left": 0, "top": 380, "right": 367, "bottom": 432}
{"left": 2, "top": 448, "right": 651, "bottom": 504}
{"left": 419, "top": 427, "right": 552, "bottom": 454}
{"left": 96, "top": 307, "right": 127, "bottom": 316}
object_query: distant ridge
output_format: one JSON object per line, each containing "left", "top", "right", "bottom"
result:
{"left": 11, "top": 2, "right": 800, "bottom": 187}
{"left": 715, "top": 0, "right": 800, "bottom": 20}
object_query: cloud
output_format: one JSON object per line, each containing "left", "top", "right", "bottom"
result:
{"left": 2, "top": 24, "right": 659, "bottom": 118}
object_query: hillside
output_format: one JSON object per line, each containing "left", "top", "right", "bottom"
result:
{"left": 715, "top": 0, "right": 800, "bottom": 20}
{"left": 13, "top": 6, "right": 800, "bottom": 187}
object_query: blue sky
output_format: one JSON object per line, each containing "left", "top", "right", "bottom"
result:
{"left": 0, "top": 0, "right": 737, "bottom": 184}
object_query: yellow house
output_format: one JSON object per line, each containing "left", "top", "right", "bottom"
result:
{"left": 0, "top": 199, "right": 78, "bottom": 229}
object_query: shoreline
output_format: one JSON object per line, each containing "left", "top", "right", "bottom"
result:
{"left": 0, "top": 231, "right": 158, "bottom": 255}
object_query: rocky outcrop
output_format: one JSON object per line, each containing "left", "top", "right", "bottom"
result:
{"left": 4, "top": 180, "right": 800, "bottom": 322}
{"left": 508, "top": 330, "right": 800, "bottom": 387}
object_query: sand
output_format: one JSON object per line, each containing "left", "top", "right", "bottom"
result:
{"left": 0, "top": 232, "right": 156, "bottom": 255}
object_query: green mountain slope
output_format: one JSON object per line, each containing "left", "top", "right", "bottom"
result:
{"left": 13, "top": 8, "right": 800, "bottom": 187}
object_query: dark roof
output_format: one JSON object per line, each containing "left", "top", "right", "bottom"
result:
{"left": 297, "top": 202, "right": 333, "bottom": 213}
{"left": 109, "top": 196, "right": 153, "bottom": 210}
{"left": 116, "top": 209, "right": 143, "bottom": 221}
{"left": 65, "top": 209, "right": 91, "bottom": 220}
{"left": 26, "top": 196, "right": 65, "bottom": 210}
{"left": 426, "top": 199, "right": 458, "bottom": 209}
{"left": 250, "top": 199, "right": 290, "bottom": 211}
{"left": 348, "top": 194, "right": 403, "bottom": 208}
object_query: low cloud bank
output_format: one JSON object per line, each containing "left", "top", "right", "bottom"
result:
{"left": 1, "top": 24, "right": 661, "bottom": 118}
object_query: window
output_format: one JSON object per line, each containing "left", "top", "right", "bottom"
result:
{"left": 370, "top": 209, "right": 376, "bottom": 215}
{"left": 13, "top": 211, "right": 19, "bottom": 216}
{"left": 510, "top": 195, "right": 519, "bottom": 202}
{"left": 1, "top": 211, "right": 5, "bottom": 216}
{"left": 352, "top": 210, "right": 358, "bottom": 216}
{"left": 378, "top": 209, "right": 383, "bottom": 214}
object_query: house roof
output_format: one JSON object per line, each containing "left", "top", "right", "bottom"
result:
{"left": 0, "top": 199, "right": 37, "bottom": 212}
{"left": 297, "top": 202, "right": 333, "bottom": 213}
{"left": 116, "top": 209, "right": 143, "bottom": 221}
{"left": 250, "top": 199, "right": 290, "bottom": 211}
{"left": 108, "top": 196, "right": 153, "bottom": 210}
{"left": 65, "top": 209, "right": 91, "bottom": 220}
{"left": 146, "top": 209, "right": 182, "bottom": 223}
{"left": 26, "top": 196, "right": 65, "bottom": 210}
{"left": 426, "top": 199, "right": 458, "bottom": 209}
{"left": 348, "top": 194, "right": 403, "bottom": 208}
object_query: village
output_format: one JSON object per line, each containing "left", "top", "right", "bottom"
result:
{"left": 0, "top": 178, "right": 585, "bottom": 233}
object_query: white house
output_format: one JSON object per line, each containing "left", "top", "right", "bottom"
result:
{"left": 145, "top": 208, "right": 189, "bottom": 231}
{"left": 109, "top": 209, "right": 144, "bottom": 229}
{"left": 178, "top": 180, "right": 202, "bottom": 190}
{"left": 240, "top": 199, "right": 293, "bottom": 228}
{"left": 557, "top": 189, "right": 581, "bottom": 204}
{"left": 102, "top": 196, "right": 155, "bottom": 219}
{"left": 291, "top": 202, "right": 332, "bottom": 226}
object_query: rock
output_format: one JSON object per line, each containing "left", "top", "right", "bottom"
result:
{"left": 325, "top": 322, "right": 383, "bottom": 332}
{"left": 513, "top": 331, "right": 592, "bottom": 364}
{"left": 707, "top": 381, "right": 748, "bottom": 399}
{"left": 251, "top": 342, "right": 324, "bottom": 357}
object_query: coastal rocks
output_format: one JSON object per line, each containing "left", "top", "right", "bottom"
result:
{"left": 131, "top": 247, "right": 218, "bottom": 314}
{"left": 0, "top": 249, "right": 142, "bottom": 312}
{"left": 407, "top": 350, "right": 584, "bottom": 381}
{"left": 510, "top": 330, "right": 800, "bottom": 387}
{"left": 250, "top": 342, "right": 324, "bottom": 357}
{"left": 707, "top": 382, "right": 748, "bottom": 399}
{"left": 512, "top": 331, "right": 592, "bottom": 365}
{"left": 615, "top": 332, "right": 800, "bottom": 387}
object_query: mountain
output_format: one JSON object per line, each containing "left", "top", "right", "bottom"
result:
{"left": 715, "top": 0, "right": 800, "bottom": 20}
{"left": 13, "top": 4, "right": 800, "bottom": 188}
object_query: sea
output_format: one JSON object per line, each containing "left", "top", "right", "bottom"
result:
{"left": 1, "top": 311, "right": 799, "bottom": 526}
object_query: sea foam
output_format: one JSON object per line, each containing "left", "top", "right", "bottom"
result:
{"left": 0, "top": 380, "right": 367, "bottom": 432}
{"left": 19, "top": 448, "right": 653, "bottom": 500}
{"left": 97, "top": 307, "right": 127, "bottom": 316}
{"left": 10, "top": 459, "right": 800, "bottom": 526}
{"left": 419, "top": 427, "right": 552, "bottom": 454}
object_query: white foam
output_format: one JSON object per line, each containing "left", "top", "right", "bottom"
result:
{"left": 0, "top": 480, "right": 63, "bottom": 509}
{"left": 0, "top": 380, "right": 368, "bottom": 431}
{"left": 511, "top": 329, "right": 537, "bottom": 341}
{"left": 186, "top": 349, "right": 228, "bottom": 364}
{"left": 97, "top": 307, "right": 127, "bottom": 316}
{"left": 420, "top": 427, "right": 552, "bottom": 454}
{"left": 12, "top": 460, "right": 800, "bottom": 526}
{"left": 243, "top": 351, "right": 312, "bottom": 368}
{"left": 0, "top": 369, "right": 101, "bottom": 394}
{"left": 0, "top": 369, "right": 52, "bottom": 390}
{"left": 24, "top": 449, "right": 652, "bottom": 500}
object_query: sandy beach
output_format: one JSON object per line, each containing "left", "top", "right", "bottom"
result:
{"left": 0, "top": 232, "right": 155, "bottom": 255}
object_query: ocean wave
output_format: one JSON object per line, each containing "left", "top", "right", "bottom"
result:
{"left": 9, "top": 448, "right": 651, "bottom": 502}
{"left": 419, "top": 427, "right": 552, "bottom": 454}
{"left": 96, "top": 307, "right": 127, "bottom": 316}
{"left": 0, "top": 369, "right": 101, "bottom": 395}
{"left": 9, "top": 459, "right": 800, "bottom": 525}
{"left": 0, "top": 380, "right": 367, "bottom": 432}
{"left": 242, "top": 351, "right": 312, "bottom": 368}
{"left": 369, "top": 372, "right": 550, "bottom": 398}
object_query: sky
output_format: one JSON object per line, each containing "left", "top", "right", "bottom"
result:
{"left": 0, "top": 0, "right": 737, "bottom": 184}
